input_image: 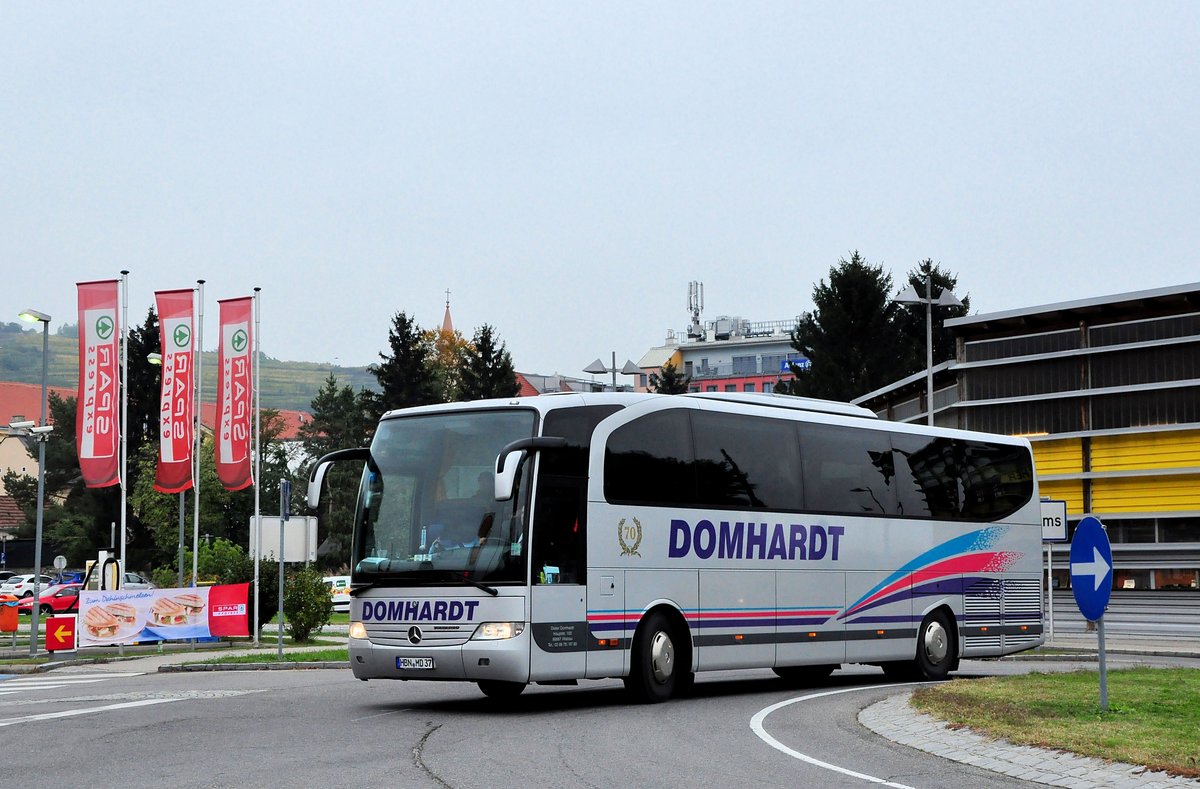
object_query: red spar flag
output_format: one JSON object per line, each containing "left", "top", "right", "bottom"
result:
{"left": 154, "top": 289, "right": 195, "bottom": 493}
{"left": 76, "top": 280, "right": 121, "bottom": 488}
{"left": 216, "top": 297, "right": 254, "bottom": 491}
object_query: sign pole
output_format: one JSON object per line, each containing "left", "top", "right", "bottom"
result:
{"left": 277, "top": 479, "right": 290, "bottom": 661}
{"left": 1046, "top": 544, "right": 1054, "bottom": 641}
{"left": 1097, "top": 616, "right": 1108, "bottom": 710}
{"left": 1069, "top": 515, "right": 1113, "bottom": 713}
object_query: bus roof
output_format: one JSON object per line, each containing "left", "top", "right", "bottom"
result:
{"left": 380, "top": 391, "right": 875, "bottom": 421}
{"left": 681, "top": 391, "right": 877, "bottom": 419}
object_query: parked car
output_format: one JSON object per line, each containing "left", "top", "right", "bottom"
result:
{"left": 0, "top": 570, "right": 16, "bottom": 583}
{"left": 323, "top": 575, "right": 351, "bottom": 612}
{"left": 0, "top": 574, "right": 57, "bottom": 598}
{"left": 17, "top": 583, "right": 82, "bottom": 616}
{"left": 121, "top": 572, "right": 155, "bottom": 589}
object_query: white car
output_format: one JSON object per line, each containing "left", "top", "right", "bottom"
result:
{"left": 323, "top": 575, "right": 351, "bottom": 612}
{"left": 0, "top": 574, "right": 57, "bottom": 599}
{"left": 121, "top": 572, "right": 156, "bottom": 590}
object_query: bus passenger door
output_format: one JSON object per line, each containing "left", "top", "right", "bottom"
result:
{"left": 528, "top": 480, "right": 587, "bottom": 681}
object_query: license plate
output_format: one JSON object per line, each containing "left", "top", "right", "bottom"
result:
{"left": 397, "top": 657, "right": 435, "bottom": 670}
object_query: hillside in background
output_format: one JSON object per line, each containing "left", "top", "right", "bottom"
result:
{"left": 0, "top": 325, "right": 377, "bottom": 412}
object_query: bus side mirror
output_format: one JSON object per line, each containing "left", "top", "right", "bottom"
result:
{"left": 306, "top": 447, "right": 372, "bottom": 509}
{"left": 495, "top": 450, "right": 526, "bottom": 502}
{"left": 494, "top": 436, "right": 569, "bottom": 501}
{"left": 307, "top": 461, "right": 332, "bottom": 509}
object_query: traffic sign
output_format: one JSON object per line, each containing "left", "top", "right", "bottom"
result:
{"left": 45, "top": 615, "right": 77, "bottom": 652}
{"left": 1070, "top": 516, "right": 1112, "bottom": 622}
{"left": 1039, "top": 499, "right": 1067, "bottom": 542}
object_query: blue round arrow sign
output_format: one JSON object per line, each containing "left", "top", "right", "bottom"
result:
{"left": 1069, "top": 516, "right": 1113, "bottom": 622}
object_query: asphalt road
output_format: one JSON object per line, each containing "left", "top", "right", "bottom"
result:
{"left": 0, "top": 653, "right": 1191, "bottom": 789}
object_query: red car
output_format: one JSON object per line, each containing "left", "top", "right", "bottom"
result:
{"left": 17, "top": 583, "right": 82, "bottom": 616}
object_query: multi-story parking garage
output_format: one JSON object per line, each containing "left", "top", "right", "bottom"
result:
{"left": 855, "top": 282, "right": 1200, "bottom": 593}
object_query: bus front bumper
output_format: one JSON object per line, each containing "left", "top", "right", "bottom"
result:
{"left": 349, "top": 629, "right": 531, "bottom": 685}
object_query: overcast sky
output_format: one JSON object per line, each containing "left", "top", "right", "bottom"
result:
{"left": 3, "top": 3, "right": 1197, "bottom": 381}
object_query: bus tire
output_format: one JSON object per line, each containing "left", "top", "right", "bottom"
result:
{"left": 772, "top": 664, "right": 837, "bottom": 686}
{"left": 477, "top": 680, "right": 525, "bottom": 700}
{"left": 624, "top": 611, "right": 681, "bottom": 704}
{"left": 914, "top": 609, "right": 955, "bottom": 681}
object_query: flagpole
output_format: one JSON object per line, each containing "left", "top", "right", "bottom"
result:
{"left": 119, "top": 270, "right": 129, "bottom": 584}
{"left": 192, "top": 279, "right": 205, "bottom": 587}
{"left": 253, "top": 287, "right": 262, "bottom": 644}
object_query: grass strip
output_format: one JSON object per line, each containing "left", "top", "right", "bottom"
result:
{"left": 911, "top": 668, "right": 1200, "bottom": 777}
{"left": 196, "top": 647, "right": 349, "bottom": 665}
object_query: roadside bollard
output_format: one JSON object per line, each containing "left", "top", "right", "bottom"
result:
{"left": 0, "top": 594, "right": 18, "bottom": 648}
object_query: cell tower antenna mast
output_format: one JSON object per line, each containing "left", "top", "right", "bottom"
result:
{"left": 687, "top": 281, "right": 705, "bottom": 340}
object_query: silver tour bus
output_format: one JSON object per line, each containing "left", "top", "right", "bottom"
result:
{"left": 307, "top": 391, "right": 1042, "bottom": 702}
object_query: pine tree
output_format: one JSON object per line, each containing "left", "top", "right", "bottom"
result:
{"left": 649, "top": 361, "right": 691, "bottom": 394}
{"left": 368, "top": 311, "right": 440, "bottom": 416}
{"left": 457, "top": 324, "right": 520, "bottom": 401}
{"left": 776, "top": 251, "right": 905, "bottom": 402}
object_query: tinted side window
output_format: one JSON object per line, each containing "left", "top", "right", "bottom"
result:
{"left": 958, "top": 440, "right": 1034, "bottom": 520}
{"left": 801, "top": 424, "right": 896, "bottom": 515}
{"left": 692, "top": 411, "right": 803, "bottom": 510}
{"left": 892, "top": 434, "right": 959, "bottom": 518}
{"left": 604, "top": 409, "right": 695, "bottom": 505}
{"left": 541, "top": 405, "right": 622, "bottom": 478}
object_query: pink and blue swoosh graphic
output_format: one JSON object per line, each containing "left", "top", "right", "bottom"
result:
{"left": 839, "top": 526, "right": 1021, "bottom": 621}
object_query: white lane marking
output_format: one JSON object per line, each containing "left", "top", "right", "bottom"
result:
{"left": 351, "top": 708, "right": 410, "bottom": 722}
{"left": 0, "top": 672, "right": 145, "bottom": 694}
{"left": 0, "top": 698, "right": 182, "bottom": 727}
{"left": 750, "top": 684, "right": 923, "bottom": 788}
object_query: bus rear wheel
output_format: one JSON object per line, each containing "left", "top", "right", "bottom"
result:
{"left": 884, "top": 610, "right": 956, "bottom": 681}
{"left": 624, "top": 611, "right": 683, "bottom": 703}
{"left": 477, "top": 680, "right": 525, "bottom": 700}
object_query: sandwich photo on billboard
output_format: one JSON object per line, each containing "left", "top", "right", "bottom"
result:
{"left": 105, "top": 602, "right": 138, "bottom": 626}
{"left": 175, "top": 593, "right": 205, "bottom": 620}
{"left": 151, "top": 597, "right": 188, "bottom": 626}
{"left": 84, "top": 606, "right": 120, "bottom": 639}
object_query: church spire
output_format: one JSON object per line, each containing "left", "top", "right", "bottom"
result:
{"left": 441, "top": 288, "right": 453, "bottom": 334}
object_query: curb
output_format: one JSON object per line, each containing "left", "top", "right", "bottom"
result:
{"left": 159, "top": 661, "right": 348, "bottom": 672}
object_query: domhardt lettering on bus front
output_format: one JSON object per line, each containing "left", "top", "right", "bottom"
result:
{"left": 362, "top": 599, "right": 482, "bottom": 622}
{"left": 668, "top": 518, "right": 844, "bottom": 561}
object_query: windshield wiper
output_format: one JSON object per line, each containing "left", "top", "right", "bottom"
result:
{"left": 349, "top": 582, "right": 375, "bottom": 596}
{"left": 438, "top": 570, "right": 499, "bottom": 597}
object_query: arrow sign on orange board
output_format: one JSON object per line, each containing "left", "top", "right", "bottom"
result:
{"left": 45, "top": 615, "right": 76, "bottom": 652}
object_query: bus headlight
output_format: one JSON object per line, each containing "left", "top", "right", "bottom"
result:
{"left": 471, "top": 622, "right": 525, "bottom": 640}
{"left": 349, "top": 621, "right": 368, "bottom": 639}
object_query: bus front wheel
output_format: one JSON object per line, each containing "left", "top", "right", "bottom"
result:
{"left": 624, "top": 611, "right": 683, "bottom": 703}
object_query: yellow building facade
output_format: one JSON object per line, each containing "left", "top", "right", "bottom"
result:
{"left": 857, "top": 283, "right": 1200, "bottom": 592}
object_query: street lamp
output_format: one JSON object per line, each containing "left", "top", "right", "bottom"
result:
{"left": 584, "top": 353, "right": 641, "bottom": 391}
{"left": 17, "top": 308, "right": 51, "bottom": 656}
{"left": 894, "top": 277, "right": 961, "bottom": 426}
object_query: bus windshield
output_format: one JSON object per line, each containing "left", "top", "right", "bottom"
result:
{"left": 351, "top": 408, "right": 536, "bottom": 585}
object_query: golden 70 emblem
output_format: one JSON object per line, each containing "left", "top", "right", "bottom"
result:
{"left": 617, "top": 517, "right": 642, "bottom": 557}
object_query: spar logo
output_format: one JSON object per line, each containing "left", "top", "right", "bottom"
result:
{"left": 173, "top": 324, "right": 191, "bottom": 348}
{"left": 95, "top": 315, "right": 114, "bottom": 340}
{"left": 231, "top": 329, "right": 248, "bottom": 353}
{"left": 212, "top": 603, "right": 246, "bottom": 617}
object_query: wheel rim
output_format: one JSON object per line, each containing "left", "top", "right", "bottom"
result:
{"left": 922, "top": 619, "right": 949, "bottom": 665}
{"left": 649, "top": 629, "right": 675, "bottom": 684}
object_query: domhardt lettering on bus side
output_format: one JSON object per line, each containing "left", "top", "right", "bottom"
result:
{"left": 668, "top": 519, "right": 844, "bottom": 561}
{"left": 362, "top": 599, "right": 482, "bottom": 622}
